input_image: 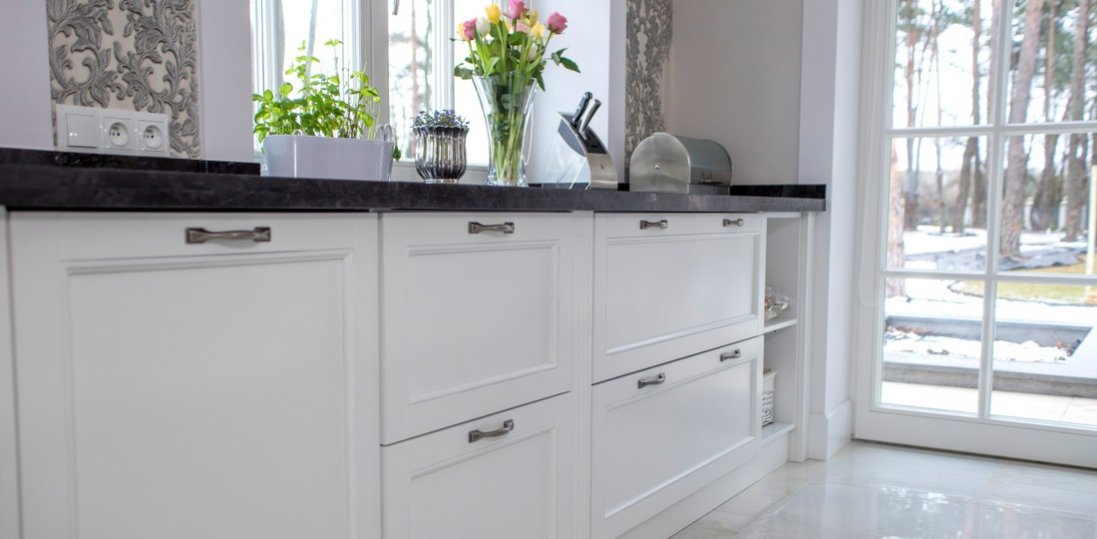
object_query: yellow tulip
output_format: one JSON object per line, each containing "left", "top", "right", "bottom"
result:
{"left": 485, "top": 3, "right": 501, "bottom": 24}
{"left": 528, "top": 9, "right": 539, "bottom": 26}
{"left": 532, "top": 22, "right": 546, "bottom": 38}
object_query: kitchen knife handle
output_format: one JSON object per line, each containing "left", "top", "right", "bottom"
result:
{"left": 579, "top": 99, "right": 601, "bottom": 134}
{"left": 572, "top": 92, "right": 593, "bottom": 127}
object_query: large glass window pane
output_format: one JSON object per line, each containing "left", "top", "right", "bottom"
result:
{"left": 388, "top": 0, "right": 437, "bottom": 161}
{"left": 893, "top": 0, "right": 996, "bottom": 128}
{"left": 1007, "top": 0, "right": 1097, "bottom": 125}
{"left": 274, "top": 0, "right": 349, "bottom": 77}
{"left": 991, "top": 283, "right": 1097, "bottom": 428}
{"left": 888, "top": 137, "right": 990, "bottom": 271}
{"left": 999, "top": 133, "right": 1096, "bottom": 274}
{"left": 881, "top": 277, "right": 984, "bottom": 414}
{"left": 453, "top": 0, "right": 488, "bottom": 166}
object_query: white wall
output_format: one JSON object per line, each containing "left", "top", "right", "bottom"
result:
{"left": 0, "top": 2, "right": 54, "bottom": 151}
{"left": 528, "top": 0, "right": 615, "bottom": 184}
{"left": 667, "top": 0, "right": 803, "bottom": 185}
{"left": 197, "top": 0, "right": 256, "bottom": 162}
{"left": 801, "top": 0, "right": 861, "bottom": 460}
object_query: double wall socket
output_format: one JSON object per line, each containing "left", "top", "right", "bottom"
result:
{"left": 55, "top": 104, "right": 170, "bottom": 157}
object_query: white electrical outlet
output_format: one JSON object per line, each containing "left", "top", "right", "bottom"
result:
{"left": 55, "top": 104, "right": 170, "bottom": 157}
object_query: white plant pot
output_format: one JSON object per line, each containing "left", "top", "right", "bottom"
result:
{"left": 263, "top": 135, "right": 394, "bottom": 181}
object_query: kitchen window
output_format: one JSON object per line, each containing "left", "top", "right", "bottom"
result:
{"left": 854, "top": 0, "right": 1097, "bottom": 467}
{"left": 250, "top": 0, "right": 490, "bottom": 177}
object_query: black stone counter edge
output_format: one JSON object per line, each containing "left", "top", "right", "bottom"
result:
{"left": 0, "top": 164, "right": 826, "bottom": 213}
{"left": 0, "top": 148, "right": 259, "bottom": 175}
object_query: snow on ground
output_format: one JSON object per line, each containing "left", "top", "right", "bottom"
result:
{"left": 884, "top": 328, "right": 1069, "bottom": 364}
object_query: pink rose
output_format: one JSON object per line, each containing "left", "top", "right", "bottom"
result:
{"left": 546, "top": 11, "right": 568, "bottom": 34}
{"left": 506, "top": 0, "right": 527, "bottom": 20}
{"left": 516, "top": 22, "right": 530, "bottom": 34}
{"left": 461, "top": 18, "right": 477, "bottom": 40}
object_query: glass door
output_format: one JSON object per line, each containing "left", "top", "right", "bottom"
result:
{"left": 857, "top": 0, "right": 1097, "bottom": 468}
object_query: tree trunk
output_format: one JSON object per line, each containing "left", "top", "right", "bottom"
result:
{"left": 1063, "top": 0, "right": 1091, "bottom": 242}
{"left": 953, "top": 0, "right": 983, "bottom": 234}
{"left": 1030, "top": 0, "right": 1060, "bottom": 232}
{"left": 888, "top": 146, "right": 907, "bottom": 297}
{"left": 973, "top": 0, "right": 1000, "bottom": 229}
{"left": 931, "top": 0, "right": 946, "bottom": 233}
{"left": 903, "top": 0, "right": 921, "bottom": 231}
{"left": 1031, "top": 133, "right": 1062, "bottom": 231}
{"left": 1000, "top": 0, "right": 1045, "bottom": 259}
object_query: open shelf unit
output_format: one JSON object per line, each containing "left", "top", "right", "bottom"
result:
{"left": 761, "top": 213, "right": 813, "bottom": 461}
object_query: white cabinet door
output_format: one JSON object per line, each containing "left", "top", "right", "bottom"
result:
{"left": 591, "top": 337, "right": 762, "bottom": 538}
{"left": 382, "top": 393, "right": 577, "bottom": 539}
{"left": 380, "top": 212, "right": 580, "bottom": 444}
{"left": 593, "top": 214, "right": 764, "bottom": 382}
{"left": 9, "top": 212, "right": 380, "bottom": 539}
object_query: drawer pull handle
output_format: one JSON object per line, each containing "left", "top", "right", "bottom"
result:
{"left": 723, "top": 218, "right": 745, "bottom": 227}
{"left": 638, "top": 373, "right": 666, "bottom": 389}
{"left": 468, "top": 222, "right": 515, "bottom": 235}
{"left": 186, "top": 227, "right": 271, "bottom": 244}
{"left": 720, "top": 349, "right": 743, "bottom": 362}
{"left": 640, "top": 219, "right": 669, "bottom": 230}
{"left": 468, "top": 419, "right": 515, "bottom": 443}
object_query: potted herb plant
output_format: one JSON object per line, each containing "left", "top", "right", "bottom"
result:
{"left": 412, "top": 110, "right": 469, "bottom": 184}
{"left": 253, "top": 40, "right": 396, "bottom": 181}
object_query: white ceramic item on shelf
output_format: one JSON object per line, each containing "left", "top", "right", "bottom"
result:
{"left": 263, "top": 135, "right": 394, "bottom": 181}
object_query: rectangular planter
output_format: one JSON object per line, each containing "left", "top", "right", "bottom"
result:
{"left": 264, "top": 135, "right": 394, "bottom": 181}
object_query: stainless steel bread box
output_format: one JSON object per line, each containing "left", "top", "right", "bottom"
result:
{"left": 629, "top": 133, "right": 732, "bottom": 194}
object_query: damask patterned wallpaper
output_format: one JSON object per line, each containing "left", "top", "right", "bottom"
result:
{"left": 625, "top": 0, "right": 672, "bottom": 165}
{"left": 47, "top": 0, "right": 201, "bottom": 158}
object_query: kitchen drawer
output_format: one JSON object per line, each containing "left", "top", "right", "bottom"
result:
{"left": 9, "top": 212, "right": 380, "bottom": 539}
{"left": 593, "top": 213, "right": 764, "bottom": 382}
{"left": 382, "top": 393, "right": 576, "bottom": 539}
{"left": 591, "top": 337, "right": 762, "bottom": 538}
{"left": 380, "top": 212, "right": 579, "bottom": 444}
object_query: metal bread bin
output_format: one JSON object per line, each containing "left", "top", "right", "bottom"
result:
{"left": 629, "top": 133, "right": 733, "bottom": 195}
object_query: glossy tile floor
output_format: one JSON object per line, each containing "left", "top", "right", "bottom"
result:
{"left": 673, "top": 441, "right": 1097, "bottom": 538}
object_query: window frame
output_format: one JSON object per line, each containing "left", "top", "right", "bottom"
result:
{"left": 855, "top": 0, "right": 1097, "bottom": 434}
{"left": 251, "top": 0, "right": 490, "bottom": 182}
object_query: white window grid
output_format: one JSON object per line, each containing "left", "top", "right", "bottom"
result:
{"left": 862, "top": 0, "right": 1097, "bottom": 433}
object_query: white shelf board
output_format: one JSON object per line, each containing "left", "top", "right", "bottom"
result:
{"left": 762, "top": 316, "right": 798, "bottom": 335}
{"left": 761, "top": 421, "right": 795, "bottom": 444}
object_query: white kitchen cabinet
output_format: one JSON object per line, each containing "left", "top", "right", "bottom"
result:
{"left": 591, "top": 337, "right": 762, "bottom": 538}
{"left": 8, "top": 212, "right": 380, "bottom": 539}
{"left": 380, "top": 212, "right": 582, "bottom": 444}
{"left": 593, "top": 214, "right": 764, "bottom": 383}
{"left": 382, "top": 393, "right": 577, "bottom": 539}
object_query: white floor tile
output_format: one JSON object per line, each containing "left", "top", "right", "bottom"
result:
{"left": 675, "top": 441, "right": 1097, "bottom": 539}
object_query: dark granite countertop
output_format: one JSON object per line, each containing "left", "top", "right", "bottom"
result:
{"left": 0, "top": 149, "right": 826, "bottom": 213}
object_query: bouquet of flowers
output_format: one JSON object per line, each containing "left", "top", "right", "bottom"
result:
{"left": 454, "top": 1, "right": 579, "bottom": 186}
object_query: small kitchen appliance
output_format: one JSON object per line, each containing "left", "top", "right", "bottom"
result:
{"left": 628, "top": 132, "right": 733, "bottom": 195}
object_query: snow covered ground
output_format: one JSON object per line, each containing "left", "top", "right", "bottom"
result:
{"left": 885, "top": 227, "right": 1096, "bottom": 364}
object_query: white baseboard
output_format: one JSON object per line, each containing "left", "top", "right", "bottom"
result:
{"left": 807, "top": 398, "right": 852, "bottom": 460}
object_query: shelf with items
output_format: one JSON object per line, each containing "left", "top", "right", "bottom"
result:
{"left": 760, "top": 213, "right": 812, "bottom": 461}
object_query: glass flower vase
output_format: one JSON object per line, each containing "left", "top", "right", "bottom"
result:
{"left": 473, "top": 74, "right": 537, "bottom": 187}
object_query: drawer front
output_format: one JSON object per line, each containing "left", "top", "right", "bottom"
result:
{"left": 591, "top": 338, "right": 762, "bottom": 538}
{"left": 382, "top": 393, "right": 576, "bottom": 539}
{"left": 381, "top": 212, "right": 577, "bottom": 443}
{"left": 593, "top": 214, "right": 764, "bottom": 382}
{"left": 10, "top": 212, "right": 380, "bottom": 539}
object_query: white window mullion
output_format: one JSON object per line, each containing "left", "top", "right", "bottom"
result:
{"left": 977, "top": 0, "right": 1016, "bottom": 421}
